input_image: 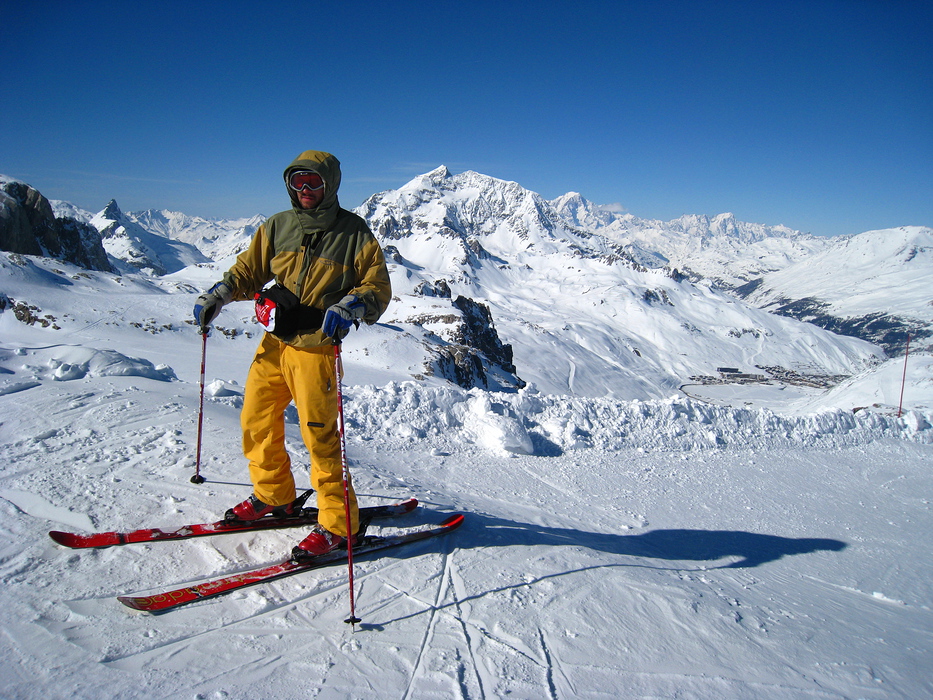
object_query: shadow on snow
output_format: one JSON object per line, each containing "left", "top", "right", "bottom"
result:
{"left": 477, "top": 513, "right": 845, "bottom": 569}
{"left": 407, "top": 510, "right": 847, "bottom": 569}
{"left": 361, "top": 512, "right": 846, "bottom": 629}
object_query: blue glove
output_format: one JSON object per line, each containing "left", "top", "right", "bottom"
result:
{"left": 322, "top": 295, "right": 366, "bottom": 340}
{"left": 193, "top": 281, "right": 233, "bottom": 330}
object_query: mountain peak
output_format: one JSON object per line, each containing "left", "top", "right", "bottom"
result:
{"left": 100, "top": 199, "right": 123, "bottom": 221}
{"left": 397, "top": 165, "right": 452, "bottom": 194}
{"left": 550, "top": 191, "right": 626, "bottom": 229}
{"left": 427, "top": 165, "right": 451, "bottom": 179}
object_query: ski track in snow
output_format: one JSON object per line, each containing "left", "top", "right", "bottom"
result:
{"left": 3, "top": 373, "right": 932, "bottom": 699}
{"left": 1, "top": 355, "right": 931, "bottom": 698}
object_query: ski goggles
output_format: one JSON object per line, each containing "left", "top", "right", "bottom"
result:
{"left": 288, "top": 170, "right": 325, "bottom": 192}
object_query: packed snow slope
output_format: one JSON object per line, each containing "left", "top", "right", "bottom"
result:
{"left": 1, "top": 244, "right": 932, "bottom": 699}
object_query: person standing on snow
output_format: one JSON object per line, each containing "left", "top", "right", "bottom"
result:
{"left": 193, "top": 150, "right": 391, "bottom": 556}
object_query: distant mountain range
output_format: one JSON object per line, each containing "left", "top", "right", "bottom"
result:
{"left": 738, "top": 225, "right": 931, "bottom": 355}
{"left": 357, "top": 166, "right": 929, "bottom": 358}
{"left": 1, "top": 169, "right": 929, "bottom": 397}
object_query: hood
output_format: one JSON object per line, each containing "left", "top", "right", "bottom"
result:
{"left": 283, "top": 150, "right": 342, "bottom": 211}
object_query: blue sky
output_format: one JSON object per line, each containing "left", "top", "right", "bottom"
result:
{"left": 2, "top": 1, "right": 930, "bottom": 237}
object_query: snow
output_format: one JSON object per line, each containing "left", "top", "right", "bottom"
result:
{"left": 749, "top": 226, "right": 933, "bottom": 323}
{"left": 1, "top": 249, "right": 932, "bottom": 699}
{"left": 3, "top": 164, "right": 933, "bottom": 698}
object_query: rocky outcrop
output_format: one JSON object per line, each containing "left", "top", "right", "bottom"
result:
{"left": 0, "top": 180, "right": 113, "bottom": 272}
{"left": 416, "top": 295, "right": 524, "bottom": 391}
{"left": 451, "top": 295, "right": 517, "bottom": 376}
{"left": 763, "top": 297, "right": 927, "bottom": 356}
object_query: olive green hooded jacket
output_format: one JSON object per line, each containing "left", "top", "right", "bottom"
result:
{"left": 222, "top": 151, "right": 391, "bottom": 348}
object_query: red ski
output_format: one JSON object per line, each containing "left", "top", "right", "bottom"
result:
{"left": 118, "top": 513, "right": 464, "bottom": 613}
{"left": 49, "top": 498, "right": 418, "bottom": 549}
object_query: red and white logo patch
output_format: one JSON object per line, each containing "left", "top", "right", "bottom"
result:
{"left": 254, "top": 294, "right": 278, "bottom": 330}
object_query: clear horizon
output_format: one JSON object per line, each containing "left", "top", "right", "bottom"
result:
{"left": 2, "top": 1, "right": 931, "bottom": 237}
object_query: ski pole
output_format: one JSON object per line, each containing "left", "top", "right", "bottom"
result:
{"left": 897, "top": 332, "right": 911, "bottom": 418}
{"left": 334, "top": 341, "right": 361, "bottom": 627}
{"left": 191, "top": 326, "right": 209, "bottom": 484}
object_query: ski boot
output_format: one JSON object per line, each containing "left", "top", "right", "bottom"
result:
{"left": 292, "top": 524, "right": 357, "bottom": 560}
{"left": 224, "top": 489, "right": 312, "bottom": 522}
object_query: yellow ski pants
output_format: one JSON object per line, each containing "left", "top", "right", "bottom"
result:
{"left": 241, "top": 333, "right": 358, "bottom": 537}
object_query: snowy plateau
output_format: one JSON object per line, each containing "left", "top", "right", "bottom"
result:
{"left": 0, "top": 168, "right": 931, "bottom": 699}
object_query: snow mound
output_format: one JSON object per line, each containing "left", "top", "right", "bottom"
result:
{"left": 20, "top": 346, "right": 177, "bottom": 382}
{"left": 344, "top": 381, "right": 933, "bottom": 454}
{"left": 205, "top": 378, "right": 243, "bottom": 397}
{"left": 0, "top": 380, "right": 41, "bottom": 396}
{"left": 462, "top": 393, "right": 535, "bottom": 455}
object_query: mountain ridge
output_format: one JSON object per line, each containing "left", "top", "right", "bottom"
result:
{"left": 89, "top": 199, "right": 210, "bottom": 276}
{"left": 2, "top": 168, "right": 928, "bottom": 378}
{"left": 350, "top": 167, "right": 882, "bottom": 398}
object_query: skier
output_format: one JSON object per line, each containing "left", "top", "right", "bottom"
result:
{"left": 193, "top": 150, "right": 391, "bottom": 556}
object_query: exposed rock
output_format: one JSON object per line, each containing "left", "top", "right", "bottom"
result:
{"left": 451, "top": 296, "right": 517, "bottom": 375}
{"left": 417, "top": 295, "right": 523, "bottom": 391}
{"left": 0, "top": 180, "right": 113, "bottom": 272}
{"left": 414, "top": 279, "right": 452, "bottom": 298}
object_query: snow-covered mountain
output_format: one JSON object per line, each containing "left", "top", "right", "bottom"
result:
{"left": 47, "top": 199, "right": 261, "bottom": 262}
{"left": 47, "top": 196, "right": 263, "bottom": 273}
{"left": 47, "top": 198, "right": 95, "bottom": 224}
{"left": 357, "top": 167, "right": 881, "bottom": 398}
{"left": 543, "top": 193, "right": 931, "bottom": 356}
{"left": 2, "top": 168, "right": 928, "bottom": 396}
{"left": 546, "top": 189, "right": 931, "bottom": 356}
{"left": 126, "top": 209, "right": 263, "bottom": 261}
{"left": 89, "top": 200, "right": 211, "bottom": 276}
{"left": 740, "top": 226, "right": 933, "bottom": 355}
{"left": 549, "top": 191, "right": 831, "bottom": 286}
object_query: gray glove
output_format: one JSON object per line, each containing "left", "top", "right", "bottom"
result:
{"left": 193, "top": 281, "right": 233, "bottom": 329}
{"left": 322, "top": 295, "right": 366, "bottom": 340}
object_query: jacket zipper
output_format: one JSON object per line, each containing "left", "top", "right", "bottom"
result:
{"left": 295, "top": 231, "right": 320, "bottom": 301}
